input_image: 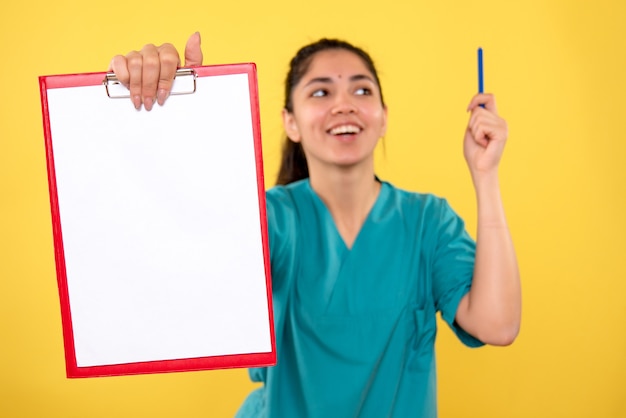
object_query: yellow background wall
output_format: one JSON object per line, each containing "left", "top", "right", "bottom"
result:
{"left": 1, "top": 0, "right": 624, "bottom": 417}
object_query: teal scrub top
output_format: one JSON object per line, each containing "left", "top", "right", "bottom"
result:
{"left": 236, "top": 179, "right": 482, "bottom": 418}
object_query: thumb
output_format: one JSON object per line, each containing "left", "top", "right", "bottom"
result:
{"left": 184, "top": 32, "right": 204, "bottom": 67}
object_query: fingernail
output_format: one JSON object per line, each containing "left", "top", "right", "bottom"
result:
{"left": 132, "top": 95, "right": 141, "bottom": 110}
{"left": 144, "top": 97, "right": 154, "bottom": 111}
{"left": 157, "top": 89, "right": 169, "bottom": 106}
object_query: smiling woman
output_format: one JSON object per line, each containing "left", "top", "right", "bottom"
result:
{"left": 281, "top": 49, "right": 388, "bottom": 181}
{"left": 108, "top": 33, "right": 521, "bottom": 418}
{"left": 276, "top": 38, "right": 387, "bottom": 186}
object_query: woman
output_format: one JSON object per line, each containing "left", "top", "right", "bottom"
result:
{"left": 110, "top": 32, "right": 521, "bottom": 417}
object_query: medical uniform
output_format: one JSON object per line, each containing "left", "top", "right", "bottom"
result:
{"left": 236, "top": 179, "right": 482, "bottom": 418}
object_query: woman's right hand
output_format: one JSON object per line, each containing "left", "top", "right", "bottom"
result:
{"left": 108, "top": 32, "right": 204, "bottom": 110}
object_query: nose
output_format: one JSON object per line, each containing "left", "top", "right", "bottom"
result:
{"left": 331, "top": 91, "right": 357, "bottom": 115}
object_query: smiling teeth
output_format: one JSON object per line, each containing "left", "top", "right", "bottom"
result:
{"left": 329, "top": 125, "right": 361, "bottom": 135}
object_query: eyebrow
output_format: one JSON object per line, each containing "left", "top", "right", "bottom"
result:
{"left": 303, "top": 74, "right": 375, "bottom": 87}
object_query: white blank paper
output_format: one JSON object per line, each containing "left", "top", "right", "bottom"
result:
{"left": 45, "top": 72, "right": 272, "bottom": 368}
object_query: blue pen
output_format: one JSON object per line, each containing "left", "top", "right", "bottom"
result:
{"left": 478, "top": 47, "right": 485, "bottom": 107}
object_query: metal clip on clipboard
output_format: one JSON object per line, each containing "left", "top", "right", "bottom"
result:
{"left": 103, "top": 68, "right": 197, "bottom": 98}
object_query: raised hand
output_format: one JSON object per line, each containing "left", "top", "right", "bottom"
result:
{"left": 108, "top": 32, "right": 203, "bottom": 110}
{"left": 463, "top": 93, "right": 508, "bottom": 176}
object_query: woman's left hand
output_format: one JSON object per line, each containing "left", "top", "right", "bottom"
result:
{"left": 463, "top": 93, "right": 508, "bottom": 176}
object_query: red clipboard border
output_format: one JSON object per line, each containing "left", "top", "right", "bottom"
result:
{"left": 39, "top": 64, "right": 276, "bottom": 378}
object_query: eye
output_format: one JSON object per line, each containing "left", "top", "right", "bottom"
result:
{"left": 311, "top": 89, "right": 328, "bottom": 97}
{"left": 355, "top": 87, "right": 372, "bottom": 96}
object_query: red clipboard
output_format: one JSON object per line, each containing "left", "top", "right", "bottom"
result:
{"left": 39, "top": 64, "right": 276, "bottom": 378}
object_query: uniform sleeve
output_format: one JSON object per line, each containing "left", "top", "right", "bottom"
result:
{"left": 249, "top": 187, "right": 299, "bottom": 384}
{"left": 431, "top": 199, "right": 484, "bottom": 348}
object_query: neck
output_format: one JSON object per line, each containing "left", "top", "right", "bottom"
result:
{"left": 308, "top": 163, "right": 380, "bottom": 249}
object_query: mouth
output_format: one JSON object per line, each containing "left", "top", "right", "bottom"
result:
{"left": 327, "top": 124, "right": 362, "bottom": 136}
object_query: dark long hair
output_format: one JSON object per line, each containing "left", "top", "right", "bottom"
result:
{"left": 275, "top": 39, "right": 385, "bottom": 185}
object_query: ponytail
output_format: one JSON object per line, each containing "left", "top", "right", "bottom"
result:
{"left": 275, "top": 138, "right": 308, "bottom": 185}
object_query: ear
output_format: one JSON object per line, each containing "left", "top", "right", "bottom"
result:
{"left": 282, "top": 108, "right": 301, "bottom": 143}
{"left": 380, "top": 105, "right": 389, "bottom": 137}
